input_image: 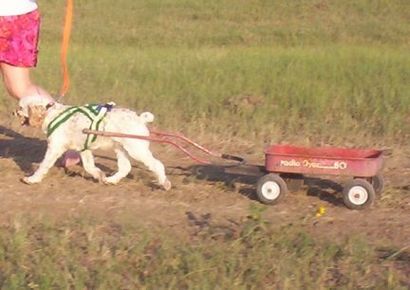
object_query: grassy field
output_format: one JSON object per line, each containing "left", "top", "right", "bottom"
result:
{"left": 0, "top": 207, "right": 408, "bottom": 289}
{"left": 2, "top": 0, "right": 408, "bottom": 144}
{"left": 0, "top": 0, "right": 409, "bottom": 288}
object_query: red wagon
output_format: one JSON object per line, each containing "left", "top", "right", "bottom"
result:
{"left": 84, "top": 127, "right": 384, "bottom": 210}
{"left": 257, "top": 144, "right": 385, "bottom": 210}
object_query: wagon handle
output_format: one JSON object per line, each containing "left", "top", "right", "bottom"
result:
{"left": 150, "top": 129, "right": 218, "bottom": 157}
{"left": 150, "top": 129, "right": 246, "bottom": 166}
{"left": 221, "top": 153, "right": 246, "bottom": 165}
{"left": 82, "top": 129, "right": 246, "bottom": 166}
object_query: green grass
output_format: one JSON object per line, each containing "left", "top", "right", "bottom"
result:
{"left": 57, "top": 45, "right": 409, "bottom": 143}
{"left": 0, "top": 207, "right": 408, "bottom": 289}
{"left": 1, "top": 0, "right": 409, "bottom": 144}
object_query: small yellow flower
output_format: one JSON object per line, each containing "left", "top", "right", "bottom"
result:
{"left": 316, "top": 206, "right": 326, "bottom": 217}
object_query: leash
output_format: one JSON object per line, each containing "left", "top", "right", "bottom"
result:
{"left": 59, "top": 0, "right": 74, "bottom": 99}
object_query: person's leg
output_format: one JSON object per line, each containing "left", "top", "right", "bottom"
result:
{"left": 0, "top": 63, "right": 52, "bottom": 100}
{"left": 0, "top": 63, "right": 80, "bottom": 167}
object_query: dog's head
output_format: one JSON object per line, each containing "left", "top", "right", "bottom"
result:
{"left": 14, "top": 95, "right": 54, "bottom": 128}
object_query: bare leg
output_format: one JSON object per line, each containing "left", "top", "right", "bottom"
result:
{"left": 103, "top": 147, "right": 132, "bottom": 185}
{"left": 0, "top": 63, "right": 52, "bottom": 100}
{"left": 80, "top": 150, "right": 105, "bottom": 181}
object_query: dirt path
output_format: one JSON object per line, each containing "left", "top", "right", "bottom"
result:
{"left": 1, "top": 119, "right": 409, "bottom": 248}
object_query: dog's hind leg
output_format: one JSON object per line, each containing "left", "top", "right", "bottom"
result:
{"left": 80, "top": 150, "right": 105, "bottom": 182}
{"left": 123, "top": 142, "right": 171, "bottom": 190}
{"left": 103, "top": 147, "right": 132, "bottom": 185}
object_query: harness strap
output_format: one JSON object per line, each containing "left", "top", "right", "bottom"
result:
{"left": 47, "top": 103, "right": 114, "bottom": 150}
{"left": 83, "top": 105, "right": 110, "bottom": 149}
{"left": 47, "top": 106, "right": 95, "bottom": 137}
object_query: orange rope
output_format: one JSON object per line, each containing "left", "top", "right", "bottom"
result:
{"left": 59, "top": 0, "right": 73, "bottom": 97}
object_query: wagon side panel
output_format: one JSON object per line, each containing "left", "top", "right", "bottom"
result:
{"left": 265, "top": 154, "right": 383, "bottom": 177}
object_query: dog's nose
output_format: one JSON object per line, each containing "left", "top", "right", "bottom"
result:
{"left": 21, "top": 116, "right": 30, "bottom": 126}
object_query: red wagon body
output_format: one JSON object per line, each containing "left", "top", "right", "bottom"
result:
{"left": 265, "top": 145, "right": 384, "bottom": 177}
{"left": 256, "top": 144, "right": 385, "bottom": 210}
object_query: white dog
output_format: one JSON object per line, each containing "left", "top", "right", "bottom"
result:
{"left": 15, "top": 95, "right": 171, "bottom": 190}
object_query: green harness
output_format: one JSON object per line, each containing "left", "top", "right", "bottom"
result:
{"left": 47, "top": 103, "right": 114, "bottom": 151}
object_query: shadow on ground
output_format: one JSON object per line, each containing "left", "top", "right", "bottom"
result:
{"left": 177, "top": 163, "right": 346, "bottom": 206}
{"left": 0, "top": 126, "right": 46, "bottom": 173}
{"left": 0, "top": 124, "right": 350, "bottom": 208}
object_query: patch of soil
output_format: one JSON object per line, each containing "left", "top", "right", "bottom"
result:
{"left": 1, "top": 118, "right": 409, "bottom": 249}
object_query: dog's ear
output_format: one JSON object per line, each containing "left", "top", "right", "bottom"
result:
{"left": 28, "top": 105, "right": 47, "bottom": 128}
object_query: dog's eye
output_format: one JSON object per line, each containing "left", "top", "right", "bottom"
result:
{"left": 13, "top": 107, "right": 22, "bottom": 116}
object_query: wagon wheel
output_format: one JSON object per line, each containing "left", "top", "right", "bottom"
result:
{"left": 343, "top": 179, "right": 376, "bottom": 210}
{"left": 370, "top": 174, "right": 384, "bottom": 195}
{"left": 256, "top": 174, "right": 288, "bottom": 205}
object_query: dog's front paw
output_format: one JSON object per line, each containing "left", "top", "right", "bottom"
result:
{"left": 102, "top": 176, "right": 120, "bottom": 185}
{"left": 90, "top": 171, "right": 106, "bottom": 183}
{"left": 97, "top": 171, "right": 106, "bottom": 183}
{"left": 21, "top": 176, "right": 41, "bottom": 185}
{"left": 162, "top": 179, "right": 172, "bottom": 191}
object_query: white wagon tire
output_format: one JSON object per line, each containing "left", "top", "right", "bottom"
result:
{"left": 343, "top": 179, "right": 375, "bottom": 210}
{"left": 256, "top": 174, "right": 288, "bottom": 205}
{"left": 371, "top": 173, "right": 384, "bottom": 195}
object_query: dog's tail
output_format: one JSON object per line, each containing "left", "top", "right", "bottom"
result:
{"left": 140, "top": 112, "right": 154, "bottom": 123}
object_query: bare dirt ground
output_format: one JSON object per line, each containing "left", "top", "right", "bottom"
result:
{"left": 1, "top": 117, "right": 409, "bottom": 249}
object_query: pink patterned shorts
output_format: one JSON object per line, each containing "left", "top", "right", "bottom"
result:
{"left": 0, "top": 9, "right": 40, "bottom": 67}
